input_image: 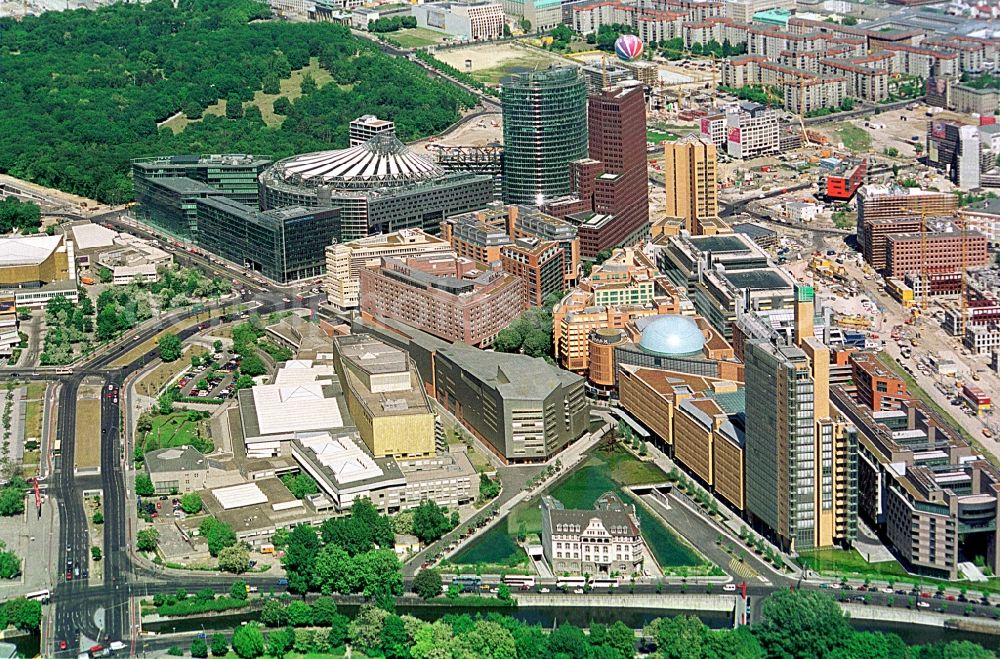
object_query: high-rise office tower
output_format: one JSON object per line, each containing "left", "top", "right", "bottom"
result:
{"left": 501, "top": 67, "right": 588, "bottom": 206}
{"left": 663, "top": 135, "right": 719, "bottom": 234}
{"left": 585, "top": 83, "right": 650, "bottom": 250}
{"left": 744, "top": 285, "right": 857, "bottom": 552}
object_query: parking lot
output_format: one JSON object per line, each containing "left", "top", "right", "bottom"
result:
{"left": 174, "top": 350, "right": 240, "bottom": 400}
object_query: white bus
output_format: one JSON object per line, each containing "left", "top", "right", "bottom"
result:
{"left": 556, "top": 576, "right": 587, "bottom": 588}
{"left": 502, "top": 575, "right": 536, "bottom": 589}
{"left": 589, "top": 578, "right": 619, "bottom": 589}
{"left": 25, "top": 589, "right": 50, "bottom": 603}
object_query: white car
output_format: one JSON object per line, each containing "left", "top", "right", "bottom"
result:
{"left": 539, "top": 588, "right": 550, "bottom": 593}
{"left": 572, "top": 588, "right": 584, "bottom": 594}
{"left": 723, "top": 584, "right": 737, "bottom": 592}
{"left": 917, "top": 601, "right": 930, "bottom": 608}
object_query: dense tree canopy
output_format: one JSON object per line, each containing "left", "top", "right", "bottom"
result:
{"left": 0, "top": 0, "right": 477, "bottom": 203}
{"left": 0, "top": 198, "right": 41, "bottom": 234}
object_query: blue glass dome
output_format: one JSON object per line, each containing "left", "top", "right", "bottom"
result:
{"left": 638, "top": 315, "right": 705, "bottom": 356}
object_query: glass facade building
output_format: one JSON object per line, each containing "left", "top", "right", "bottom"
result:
{"left": 501, "top": 67, "right": 588, "bottom": 206}
{"left": 132, "top": 154, "right": 272, "bottom": 207}
{"left": 195, "top": 197, "right": 339, "bottom": 283}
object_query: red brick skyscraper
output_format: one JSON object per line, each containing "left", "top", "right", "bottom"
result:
{"left": 543, "top": 84, "right": 649, "bottom": 258}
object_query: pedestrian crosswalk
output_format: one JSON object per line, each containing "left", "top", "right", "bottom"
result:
{"left": 729, "top": 557, "right": 759, "bottom": 579}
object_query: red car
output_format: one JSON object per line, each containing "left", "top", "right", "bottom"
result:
{"left": 946, "top": 595, "right": 956, "bottom": 601}
{"left": 59, "top": 641, "right": 67, "bottom": 651}
{"left": 66, "top": 571, "right": 72, "bottom": 581}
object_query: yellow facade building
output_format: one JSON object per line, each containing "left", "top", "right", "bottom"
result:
{"left": 663, "top": 135, "right": 719, "bottom": 235}
{"left": 334, "top": 334, "right": 436, "bottom": 459}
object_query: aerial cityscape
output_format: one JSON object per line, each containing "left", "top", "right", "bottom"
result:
{"left": 1, "top": 0, "right": 1000, "bottom": 657}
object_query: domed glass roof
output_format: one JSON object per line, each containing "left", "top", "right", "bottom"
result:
{"left": 638, "top": 315, "right": 705, "bottom": 356}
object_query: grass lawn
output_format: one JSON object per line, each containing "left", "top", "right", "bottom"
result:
{"left": 800, "top": 547, "right": 1000, "bottom": 596}
{"left": 74, "top": 386, "right": 102, "bottom": 470}
{"left": 605, "top": 446, "right": 668, "bottom": 486}
{"left": 387, "top": 27, "right": 448, "bottom": 49}
{"left": 647, "top": 129, "right": 679, "bottom": 144}
{"left": 142, "top": 411, "right": 211, "bottom": 454}
{"left": 877, "top": 353, "right": 993, "bottom": 463}
{"left": 161, "top": 57, "right": 334, "bottom": 132}
{"left": 469, "top": 54, "right": 562, "bottom": 84}
{"left": 137, "top": 345, "right": 209, "bottom": 398}
{"left": 834, "top": 123, "right": 871, "bottom": 153}
{"left": 23, "top": 382, "right": 46, "bottom": 442}
{"left": 799, "top": 547, "right": 909, "bottom": 580}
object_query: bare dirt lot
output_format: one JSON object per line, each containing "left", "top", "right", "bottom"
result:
{"left": 433, "top": 42, "right": 567, "bottom": 85}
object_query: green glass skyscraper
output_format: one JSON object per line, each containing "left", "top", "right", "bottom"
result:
{"left": 501, "top": 67, "right": 588, "bottom": 206}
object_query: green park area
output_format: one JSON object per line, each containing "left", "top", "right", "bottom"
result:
{"left": 137, "top": 410, "right": 212, "bottom": 456}
{"left": 450, "top": 446, "right": 708, "bottom": 575}
{"left": 161, "top": 58, "right": 335, "bottom": 131}
{"left": 647, "top": 129, "right": 680, "bottom": 144}
{"left": 386, "top": 28, "right": 448, "bottom": 49}
{"left": 834, "top": 123, "right": 871, "bottom": 153}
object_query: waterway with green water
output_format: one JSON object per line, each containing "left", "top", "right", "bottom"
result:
{"left": 451, "top": 447, "right": 704, "bottom": 571}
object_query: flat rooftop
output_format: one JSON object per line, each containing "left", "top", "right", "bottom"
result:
{"left": 723, "top": 268, "right": 792, "bottom": 291}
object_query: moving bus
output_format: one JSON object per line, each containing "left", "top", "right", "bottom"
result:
{"left": 502, "top": 575, "right": 536, "bottom": 589}
{"left": 451, "top": 575, "right": 482, "bottom": 593}
{"left": 25, "top": 589, "right": 50, "bottom": 603}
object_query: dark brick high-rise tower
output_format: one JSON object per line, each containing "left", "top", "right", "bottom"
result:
{"left": 544, "top": 83, "right": 649, "bottom": 258}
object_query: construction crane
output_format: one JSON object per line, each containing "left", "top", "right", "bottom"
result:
{"left": 902, "top": 208, "right": 931, "bottom": 311}
{"left": 775, "top": 75, "right": 812, "bottom": 146}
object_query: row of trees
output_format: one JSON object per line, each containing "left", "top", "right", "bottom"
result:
{"left": 368, "top": 16, "right": 416, "bottom": 33}
{"left": 0, "top": 0, "right": 477, "bottom": 203}
{"left": 196, "top": 588, "right": 998, "bottom": 659}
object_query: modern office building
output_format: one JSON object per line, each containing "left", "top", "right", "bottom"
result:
{"left": 697, "top": 264, "right": 794, "bottom": 342}
{"left": 856, "top": 184, "right": 958, "bottom": 227}
{"left": 500, "top": 237, "right": 566, "bottom": 308}
{"left": 259, "top": 134, "right": 494, "bottom": 242}
{"left": 333, "top": 334, "right": 436, "bottom": 459}
{"left": 553, "top": 248, "right": 682, "bottom": 372}
{"left": 413, "top": 0, "right": 505, "bottom": 40}
{"left": 543, "top": 84, "right": 650, "bottom": 257}
{"left": 849, "top": 352, "right": 909, "bottom": 412}
{"left": 133, "top": 176, "right": 228, "bottom": 240}
{"left": 619, "top": 366, "right": 747, "bottom": 511}
{"left": 440, "top": 210, "right": 513, "bottom": 264}
{"left": 663, "top": 135, "right": 719, "bottom": 234}
{"left": 726, "top": 102, "right": 779, "bottom": 159}
{"left": 927, "top": 120, "right": 982, "bottom": 190}
{"left": 583, "top": 83, "right": 649, "bottom": 249}
{"left": 359, "top": 254, "right": 524, "bottom": 347}
{"left": 743, "top": 287, "right": 858, "bottom": 552}
{"left": 541, "top": 492, "right": 645, "bottom": 575}
{"left": 501, "top": 67, "right": 589, "bottom": 205}
{"left": 352, "top": 316, "right": 591, "bottom": 464}
{"left": 821, "top": 158, "right": 867, "bottom": 202}
{"left": 324, "top": 229, "right": 453, "bottom": 311}
{"left": 349, "top": 115, "right": 396, "bottom": 147}
{"left": 884, "top": 230, "right": 989, "bottom": 278}
{"left": 434, "top": 342, "right": 589, "bottom": 463}
{"left": 834, "top": 380, "right": 1000, "bottom": 580}
{"left": 132, "top": 154, "right": 272, "bottom": 208}
{"left": 144, "top": 446, "right": 209, "bottom": 495}
{"left": 508, "top": 205, "right": 581, "bottom": 287}
{"left": 195, "top": 197, "right": 339, "bottom": 283}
